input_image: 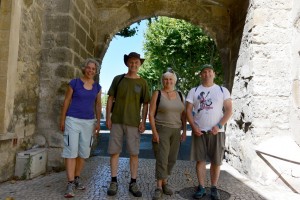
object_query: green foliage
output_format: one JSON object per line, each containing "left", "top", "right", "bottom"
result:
{"left": 117, "top": 18, "right": 157, "bottom": 37}
{"left": 138, "top": 17, "right": 222, "bottom": 95}
{"left": 116, "top": 26, "right": 139, "bottom": 37}
{"left": 101, "top": 93, "right": 108, "bottom": 106}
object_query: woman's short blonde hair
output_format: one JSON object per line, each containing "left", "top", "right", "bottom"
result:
{"left": 81, "top": 58, "right": 99, "bottom": 74}
{"left": 161, "top": 70, "right": 177, "bottom": 86}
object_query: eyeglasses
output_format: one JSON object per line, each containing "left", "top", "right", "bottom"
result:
{"left": 164, "top": 67, "right": 174, "bottom": 74}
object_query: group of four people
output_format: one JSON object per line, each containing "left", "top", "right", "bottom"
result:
{"left": 60, "top": 52, "right": 232, "bottom": 200}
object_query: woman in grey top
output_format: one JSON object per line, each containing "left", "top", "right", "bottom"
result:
{"left": 149, "top": 69, "right": 187, "bottom": 200}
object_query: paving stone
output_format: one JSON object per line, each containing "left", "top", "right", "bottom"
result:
{"left": 0, "top": 156, "right": 299, "bottom": 200}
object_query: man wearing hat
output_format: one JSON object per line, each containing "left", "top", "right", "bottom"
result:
{"left": 105, "top": 52, "right": 150, "bottom": 197}
{"left": 185, "top": 64, "right": 232, "bottom": 200}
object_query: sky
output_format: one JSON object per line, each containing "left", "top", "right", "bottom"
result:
{"left": 99, "top": 21, "right": 147, "bottom": 93}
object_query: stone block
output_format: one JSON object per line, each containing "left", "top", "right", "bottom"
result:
{"left": 23, "top": 0, "right": 33, "bottom": 8}
{"left": 76, "top": 23, "right": 87, "bottom": 46}
{"left": 54, "top": 64, "right": 76, "bottom": 79}
{"left": 0, "top": 30, "right": 9, "bottom": 47}
{"left": 79, "top": 47, "right": 88, "bottom": 59}
{"left": 42, "top": 33, "right": 55, "bottom": 49}
{"left": 70, "top": 2, "right": 80, "bottom": 22}
{"left": 79, "top": 16, "right": 89, "bottom": 33}
{"left": 0, "top": 47, "right": 8, "bottom": 61}
{"left": 44, "top": 15, "right": 75, "bottom": 33}
{"left": 75, "top": 0, "right": 86, "bottom": 15}
{"left": 51, "top": 0, "right": 71, "bottom": 13}
{"left": 56, "top": 32, "right": 74, "bottom": 48}
{"left": 0, "top": 0, "right": 12, "bottom": 13}
{"left": 46, "top": 148, "right": 64, "bottom": 171}
{"left": 86, "top": 35, "right": 94, "bottom": 55}
{"left": 0, "top": 76, "right": 7, "bottom": 102}
{"left": 44, "top": 131, "right": 63, "bottom": 148}
{"left": 0, "top": 61, "right": 8, "bottom": 74}
{"left": 34, "top": 134, "right": 46, "bottom": 147}
{"left": 48, "top": 48, "right": 73, "bottom": 64}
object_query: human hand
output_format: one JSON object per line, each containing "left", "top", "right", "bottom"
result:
{"left": 106, "top": 118, "right": 112, "bottom": 130}
{"left": 192, "top": 126, "right": 203, "bottom": 137}
{"left": 94, "top": 123, "right": 100, "bottom": 135}
{"left": 181, "top": 132, "right": 187, "bottom": 142}
{"left": 138, "top": 122, "right": 145, "bottom": 133}
{"left": 152, "top": 132, "right": 160, "bottom": 143}
{"left": 211, "top": 126, "right": 219, "bottom": 135}
{"left": 60, "top": 120, "right": 65, "bottom": 132}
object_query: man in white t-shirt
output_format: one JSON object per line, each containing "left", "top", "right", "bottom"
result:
{"left": 186, "top": 64, "right": 232, "bottom": 200}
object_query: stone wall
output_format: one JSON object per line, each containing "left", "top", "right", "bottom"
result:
{"left": 0, "top": 0, "right": 43, "bottom": 182}
{"left": 0, "top": 0, "right": 299, "bottom": 190}
{"left": 37, "top": 0, "right": 98, "bottom": 170}
{"left": 227, "top": 0, "right": 300, "bottom": 192}
{"left": 290, "top": 0, "right": 300, "bottom": 146}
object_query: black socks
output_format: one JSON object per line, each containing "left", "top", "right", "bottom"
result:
{"left": 130, "top": 178, "right": 136, "bottom": 184}
{"left": 111, "top": 177, "right": 117, "bottom": 183}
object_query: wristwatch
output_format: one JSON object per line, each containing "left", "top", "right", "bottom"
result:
{"left": 217, "top": 123, "right": 223, "bottom": 129}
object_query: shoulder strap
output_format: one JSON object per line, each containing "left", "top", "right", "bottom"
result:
{"left": 155, "top": 90, "right": 183, "bottom": 117}
{"left": 114, "top": 74, "right": 125, "bottom": 98}
{"left": 177, "top": 91, "right": 183, "bottom": 102}
{"left": 219, "top": 85, "right": 223, "bottom": 93}
{"left": 154, "top": 90, "right": 161, "bottom": 117}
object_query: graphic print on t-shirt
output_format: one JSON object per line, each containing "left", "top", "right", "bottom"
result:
{"left": 197, "top": 91, "right": 213, "bottom": 112}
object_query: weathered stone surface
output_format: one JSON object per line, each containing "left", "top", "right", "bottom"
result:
{"left": 0, "top": 0, "right": 300, "bottom": 193}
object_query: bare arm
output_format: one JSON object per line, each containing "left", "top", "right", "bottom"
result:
{"left": 139, "top": 101, "right": 149, "bottom": 133}
{"left": 211, "top": 98, "right": 233, "bottom": 135}
{"left": 220, "top": 98, "right": 233, "bottom": 125}
{"left": 94, "top": 90, "right": 102, "bottom": 134}
{"left": 180, "top": 106, "right": 187, "bottom": 142}
{"left": 186, "top": 102, "right": 202, "bottom": 136}
{"left": 60, "top": 86, "right": 73, "bottom": 132}
{"left": 149, "top": 91, "right": 159, "bottom": 142}
{"left": 105, "top": 95, "right": 114, "bottom": 130}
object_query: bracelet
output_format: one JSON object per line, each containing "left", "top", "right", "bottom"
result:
{"left": 217, "top": 123, "right": 223, "bottom": 129}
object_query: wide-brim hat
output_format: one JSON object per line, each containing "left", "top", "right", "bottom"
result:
{"left": 200, "top": 64, "right": 214, "bottom": 72}
{"left": 124, "top": 52, "right": 145, "bottom": 66}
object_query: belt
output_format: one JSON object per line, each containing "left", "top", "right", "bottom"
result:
{"left": 201, "top": 131, "right": 211, "bottom": 134}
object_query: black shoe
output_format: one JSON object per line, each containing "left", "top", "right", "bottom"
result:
{"left": 107, "top": 182, "right": 118, "bottom": 196}
{"left": 193, "top": 185, "right": 206, "bottom": 199}
{"left": 210, "top": 186, "right": 220, "bottom": 200}
{"left": 129, "top": 182, "right": 142, "bottom": 197}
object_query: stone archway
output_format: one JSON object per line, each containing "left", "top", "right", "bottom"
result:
{"left": 1, "top": 1, "right": 299, "bottom": 192}
{"left": 93, "top": 0, "right": 249, "bottom": 91}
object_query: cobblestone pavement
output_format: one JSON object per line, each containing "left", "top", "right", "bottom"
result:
{"left": 1, "top": 156, "right": 300, "bottom": 200}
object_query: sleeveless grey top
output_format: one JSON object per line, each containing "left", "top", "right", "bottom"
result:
{"left": 155, "top": 92, "right": 185, "bottom": 128}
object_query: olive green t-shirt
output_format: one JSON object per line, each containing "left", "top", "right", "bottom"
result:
{"left": 108, "top": 74, "right": 150, "bottom": 127}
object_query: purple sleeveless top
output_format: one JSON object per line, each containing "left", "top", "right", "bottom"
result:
{"left": 66, "top": 78, "right": 101, "bottom": 119}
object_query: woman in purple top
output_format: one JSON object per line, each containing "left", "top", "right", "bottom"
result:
{"left": 60, "top": 58, "right": 102, "bottom": 198}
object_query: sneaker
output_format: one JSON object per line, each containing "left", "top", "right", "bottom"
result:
{"left": 210, "top": 186, "right": 220, "bottom": 200}
{"left": 107, "top": 182, "right": 118, "bottom": 196}
{"left": 129, "top": 182, "right": 142, "bottom": 197}
{"left": 152, "top": 188, "right": 162, "bottom": 200}
{"left": 193, "top": 185, "right": 206, "bottom": 199}
{"left": 74, "top": 177, "right": 86, "bottom": 190}
{"left": 162, "top": 183, "right": 173, "bottom": 195}
{"left": 64, "top": 182, "right": 75, "bottom": 198}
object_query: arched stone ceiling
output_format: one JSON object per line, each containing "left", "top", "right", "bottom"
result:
{"left": 91, "top": 0, "right": 248, "bottom": 89}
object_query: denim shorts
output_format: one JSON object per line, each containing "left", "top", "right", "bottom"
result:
{"left": 61, "top": 116, "right": 96, "bottom": 159}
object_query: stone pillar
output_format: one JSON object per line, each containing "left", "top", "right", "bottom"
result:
{"left": 0, "top": 0, "right": 21, "bottom": 136}
{"left": 290, "top": 0, "right": 300, "bottom": 146}
{"left": 227, "top": 0, "right": 299, "bottom": 189}
{"left": 38, "top": 0, "right": 98, "bottom": 170}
